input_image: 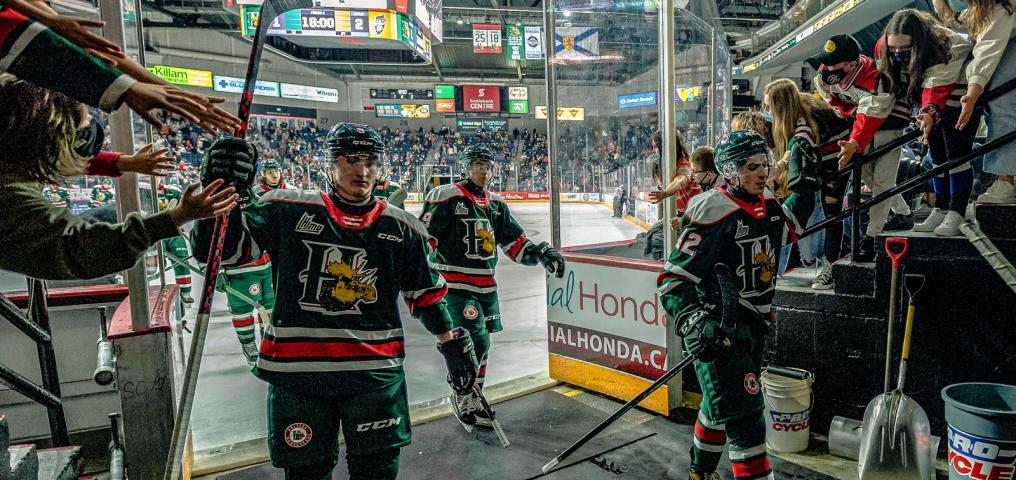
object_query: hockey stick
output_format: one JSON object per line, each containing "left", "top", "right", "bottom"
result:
{"left": 386, "top": 187, "right": 408, "bottom": 206}
{"left": 162, "top": 1, "right": 310, "bottom": 478}
{"left": 164, "top": 255, "right": 271, "bottom": 321}
{"left": 541, "top": 263, "right": 738, "bottom": 473}
{"left": 959, "top": 219, "right": 1016, "bottom": 295}
{"left": 472, "top": 384, "right": 510, "bottom": 448}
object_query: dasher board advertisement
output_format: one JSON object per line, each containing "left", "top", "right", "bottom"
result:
{"left": 546, "top": 253, "right": 671, "bottom": 414}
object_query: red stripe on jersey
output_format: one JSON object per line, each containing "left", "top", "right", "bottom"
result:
{"left": 507, "top": 236, "right": 529, "bottom": 259}
{"left": 720, "top": 188, "right": 767, "bottom": 220}
{"left": 176, "top": 277, "right": 192, "bottom": 285}
{"left": 656, "top": 272, "right": 692, "bottom": 287}
{"left": 261, "top": 338, "right": 405, "bottom": 359}
{"left": 320, "top": 193, "right": 387, "bottom": 230}
{"left": 785, "top": 219, "right": 801, "bottom": 243}
{"left": 406, "top": 286, "right": 448, "bottom": 313}
{"left": 477, "top": 364, "right": 487, "bottom": 377}
{"left": 0, "top": 8, "right": 30, "bottom": 54}
{"left": 731, "top": 454, "right": 771, "bottom": 479}
{"left": 441, "top": 271, "right": 497, "bottom": 286}
{"left": 694, "top": 420, "right": 727, "bottom": 444}
{"left": 232, "top": 317, "right": 255, "bottom": 328}
{"left": 237, "top": 253, "right": 270, "bottom": 268}
{"left": 455, "top": 182, "right": 490, "bottom": 207}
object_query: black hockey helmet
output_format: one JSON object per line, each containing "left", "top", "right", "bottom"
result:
{"left": 326, "top": 123, "right": 385, "bottom": 157}
{"left": 457, "top": 145, "right": 495, "bottom": 174}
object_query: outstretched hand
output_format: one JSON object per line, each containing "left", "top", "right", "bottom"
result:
{"left": 117, "top": 144, "right": 175, "bottom": 176}
{"left": 169, "top": 180, "right": 237, "bottom": 226}
{"left": 122, "top": 83, "right": 241, "bottom": 134}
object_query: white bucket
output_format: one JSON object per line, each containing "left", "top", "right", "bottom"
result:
{"left": 760, "top": 368, "right": 814, "bottom": 453}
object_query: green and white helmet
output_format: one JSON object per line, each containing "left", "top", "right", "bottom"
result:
{"left": 261, "top": 159, "right": 281, "bottom": 172}
{"left": 457, "top": 145, "right": 495, "bottom": 174}
{"left": 714, "top": 130, "right": 771, "bottom": 179}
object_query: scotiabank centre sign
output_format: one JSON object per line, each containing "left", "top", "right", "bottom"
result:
{"left": 546, "top": 259, "right": 667, "bottom": 380}
{"left": 462, "top": 85, "right": 500, "bottom": 112}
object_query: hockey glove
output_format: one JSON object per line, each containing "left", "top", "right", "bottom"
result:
{"left": 201, "top": 136, "right": 258, "bottom": 203}
{"left": 535, "top": 241, "right": 566, "bottom": 278}
{"left": 436, "top": 328, "right": 478, "bottom": 395}
{"left": 678, "top": 309, "right": 732, "bottom": 363}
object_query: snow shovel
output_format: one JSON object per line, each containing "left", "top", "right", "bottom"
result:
{"left": 858, "top": 273, "right": 932, "bottom": 480}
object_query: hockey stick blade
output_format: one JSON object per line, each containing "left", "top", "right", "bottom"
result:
{"left": 541, "top": 263, "right": 736, "bottom": 474}
{"left": 472, "top": 385, "right": 510, "bottom": 448}
{"left": 386, "top": 187, "right": 408, "bottom": 206}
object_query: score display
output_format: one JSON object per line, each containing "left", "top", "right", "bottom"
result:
{"left": 370, "top": 88, "right": 433, "bottom": 100}
{"left": 301, "top": 10, "right": 336, "bottom": 31}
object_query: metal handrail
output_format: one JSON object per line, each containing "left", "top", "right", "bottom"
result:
{"left": 0, "top": 279, "right": 70, "bottom": 447}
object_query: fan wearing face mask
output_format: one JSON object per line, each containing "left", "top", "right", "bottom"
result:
{"left": 807, "top": 34, "right": 915, "bottom": 261}
{"left": 875, "top": 9, "right": 975, "bottom": 235}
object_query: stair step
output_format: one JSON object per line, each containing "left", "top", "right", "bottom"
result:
{"left": 831, "top": 259, "right": 876, "bottom": 297}
{"left": 36, "top": 447, "right": 82, "bottom": 480}
{"left": 8, "top": 445, "right": 38, "bottom": 480}
{"left": 974, "top": 203, "right": 1016, "bottom": 240}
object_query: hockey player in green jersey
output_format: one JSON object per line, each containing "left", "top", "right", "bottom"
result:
{"left": 42, "top": 184, "right": 70, "bottom": 210}
{"left": 657, "top": 130, "right": 815, "bottom": 480}
{"left": 157, "top": 181, "right": 195, "bottom": 303}
{"left": 420, "top": 145, "right": 565, "bottom": 429}
{"left": 222, "top": 158, "right": 288, "bottom": 366}
{"left": 193, "top": 123, "right": 478, "bottom": 480}
{"left": 372, "top": 171, "right": 407, "bottom": 208}
{"left": 89, "top": 179, "right": 115, "bottom": 207}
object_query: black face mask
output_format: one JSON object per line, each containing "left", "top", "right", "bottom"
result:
{"left": 75, "top": 120, "right": 105, "bottom": 158}
{"left": 890, "top": 50, "right": 912, "bottom": 68}
{"left": 821, "top": 67, "right": 847, "bottom": 85}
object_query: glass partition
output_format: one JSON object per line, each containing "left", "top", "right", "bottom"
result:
{"left": 549, "top": 0, "right": 729, "bottom": 251}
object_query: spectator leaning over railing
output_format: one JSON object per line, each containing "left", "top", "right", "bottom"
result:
{"left": 937, "top": 0, "right": 1016, "bottom": 204}
{"left": 0, "top": 78, "right": 237, "bottom": 280}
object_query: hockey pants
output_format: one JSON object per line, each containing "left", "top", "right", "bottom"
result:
{"left": 444, "top": 292, "right": 501, "bottom": 389}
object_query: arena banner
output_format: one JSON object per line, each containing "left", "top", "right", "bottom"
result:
{"left": 472, "top": 24, "right": 502, "bottom": 54}
{"left": 147, "top": 65, "right": 213, "bottom": 88}
{"left": 547, "top": 251, "right": 671, "bottom": 414}
{"left": 374, "top": 103, "right": 431, "bottom": 118}
{"left": 495, "top": 191, "right": 550, "bottom": 201}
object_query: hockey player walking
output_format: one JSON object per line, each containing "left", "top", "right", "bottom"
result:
{"left": 373, "top": 170, "right": 407, "bottom": 208}
{"left": 157, "top": 181, "right": 195, "bottom": 304}
{"left": 221, "top": 159, "right": 289, "bottom": 365}
{"left": 657, "top": 130, "right": 815, "bottom": 480}
{"left": 420, "top": 146, "right": 565, "bottom": 429}
{"left": 193, "top": 123, "right": 478, "bottom": 480}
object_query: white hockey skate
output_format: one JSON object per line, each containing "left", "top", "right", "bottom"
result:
{"left": 451, "top": 391, "right": 480, "bottom": 432}
{"left": 241, "top": 343, "right": 258, "bottom": 367}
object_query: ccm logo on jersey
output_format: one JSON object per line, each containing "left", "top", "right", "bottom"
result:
{"left": 947, "top": 425, "right": 1016, "bottom": 480}
{"left": 356, "top": 416, "right": 402, "bottom": 432}
{"left": 377, "top": 233, "right": 402, "bottom": 242}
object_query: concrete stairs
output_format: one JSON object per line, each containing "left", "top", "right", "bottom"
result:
{"left": 2, "top": 416, "right": 83, "bottom": 480}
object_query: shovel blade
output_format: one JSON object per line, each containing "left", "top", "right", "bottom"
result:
{"left": 858, "top": 392, "right": 933, "bottom": 480}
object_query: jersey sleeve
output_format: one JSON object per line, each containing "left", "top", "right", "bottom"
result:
{"left": 495, "top": 201, "right": 539, "bottom": 265}
{"left": 657, "top": 222, "right": 727, "bottom": 327}
{"left": 0, "top": 182, "right": 180, "bottom": 280}
{"left": 779, "top": 190, "right": 816, "bottom": 245}
{"left": 85, "top": 151, "right": 124, "bottom": 177}
{"left": 0, "top": 6, "right": 136, "bottom": 111}
{"left": 966, "top": 4, "right": 1016, "bottom": 87}
{"left": 190, "top": 197, "right": 276, "bottom": 267}
{"left": 399, "top": 225, "right": 454, "bottom": 335}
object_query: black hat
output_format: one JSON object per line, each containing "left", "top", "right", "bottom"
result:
{"left": 806, "top": 34, "right": 860, "bottom": 69}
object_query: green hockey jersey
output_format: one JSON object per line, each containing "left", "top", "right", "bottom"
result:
{"left": 373, "top": 180, "right": 404, "bottom": 208}
{"left": 42, "top": 186, "right": 70, "bottom": 209}
{"left": 657, "top": 186, "right": 814, "bottom": 323}
{"left": 89, "top": 185, "right": 115, "bottom": 207}
{"left": 158, "top": 184, "right": 182, "bottom": 210}
{"left": 192, "top": 190, "right": 452, "bottom": 395}
{"left": 420, "top": 182, "right": 542, "bottom": 298}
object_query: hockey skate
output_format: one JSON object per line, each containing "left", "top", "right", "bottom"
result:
{"left": 451, "top": 391, "right": 480, "bottom": 432}
{"left": 473, "top": 401, "right": 495, "bottom": 429}
{"left": 180, "top": 291, "right": 194, "bottom": 304}
{"left": 241, "top": 343, "right": 258, "bottom": 367}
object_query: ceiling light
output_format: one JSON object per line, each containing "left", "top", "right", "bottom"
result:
{"left": 515, "top": 20, "right": 522, "bottom": 26}
{"left": 457, "top": 18, "right": 463, "bottom": 24}
{"left": 563, "top": 10, "right": 572, "bottom": 17}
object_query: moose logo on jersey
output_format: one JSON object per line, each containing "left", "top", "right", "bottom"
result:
{"left": 461, "top": 219, "right": 497, "bottom": 260}
{"left": 735, "top": 235, "right": 777, "bottom": 296}
{"left": 299, "top": 241, "right": 379, "bottom": 314}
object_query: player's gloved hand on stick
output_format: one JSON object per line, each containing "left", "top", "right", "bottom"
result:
{"left": 679, "top": 310, "right": 732, "bottom": 363}
{"left": 436, "top": 327, "right": 478, "bottom": 394}
{"left": 201, "top": 137, "right": 258, "bottom": 202}
{"left": 535, "top": 242, "right": 566, "bottom": 278}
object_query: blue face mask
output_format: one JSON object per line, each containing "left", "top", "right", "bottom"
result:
{"left": 763, "top": 111, "right": 773, "bottom": 123}
{"left": 947, "top": 0, "right": 967, "bottom": 13}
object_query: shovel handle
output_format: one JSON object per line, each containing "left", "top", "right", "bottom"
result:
{"left": 885, "top": 237, "right": 909, "bottom": 269}
{"left": 901, "top": 305, "right": 915, "bottom": 360}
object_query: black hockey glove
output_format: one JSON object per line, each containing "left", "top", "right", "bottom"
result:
{"left": 436, "top": 328, "right": 478, "bottom": 395}
{"left": 201, "top": 136, "right": 258, "bottom": 203}
{"left": 678, "top": 309, "right": 732, "bottom": 363}
{"left": 535, "top": 241, "right": 565, "bottom": 278}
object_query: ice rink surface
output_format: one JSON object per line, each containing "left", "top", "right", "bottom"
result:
{"left": 188, "top": 201, "right": 646, "bottom": 451}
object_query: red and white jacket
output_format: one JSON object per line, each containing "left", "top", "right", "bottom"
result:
{"left": 813, "top": 55, "right": 912, "bottom": 151}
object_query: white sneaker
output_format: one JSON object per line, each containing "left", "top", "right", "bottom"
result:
{"left": 811, "top": 262, "right": 835, "bottom": 290}
{"left": 977, "top": 181, "right": 1016, "bottom": 204}
{"left": 934, "top": 210, "right": 965, "bottom": 236}
{"left": 913, "top": 208, "right": 945, "bottom": 233}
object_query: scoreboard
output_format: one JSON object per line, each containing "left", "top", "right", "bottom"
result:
{"left": 370, "top": 88, "right": 433, "bottom": 100}
{"left": 266, "top": 8, "right": 386, "bottom": 38}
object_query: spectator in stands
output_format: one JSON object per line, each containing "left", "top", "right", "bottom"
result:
{"left": 938, "top": 0, "right": 1016, "bottom": 204}
{"left": 0, "top": 79, "right": 237, "bottom": 279}
{"left": 875, "top": 9, "right": 974, "bottom": 236}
